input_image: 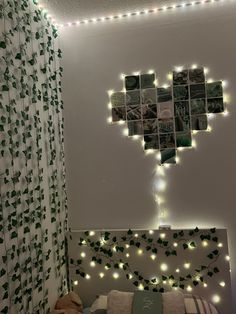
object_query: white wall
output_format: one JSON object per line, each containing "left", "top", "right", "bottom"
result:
{"left": 60, "top": 2, "right": 236, "bottom": 309}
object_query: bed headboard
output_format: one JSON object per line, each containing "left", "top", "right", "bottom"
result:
{"left": 67, "top": 228, "right": 233, "bottom": 313}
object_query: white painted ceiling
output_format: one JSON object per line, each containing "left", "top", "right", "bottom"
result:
{"left": 39, "top": 0, "right": 179, "bottom": 23}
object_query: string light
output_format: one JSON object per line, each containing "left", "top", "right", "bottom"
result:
{"left": 113, "top": 272, "right": 119, "bottom": 279}
{"left": 137, "top": 249, "right": 143, "bottom": 255}
{"left": 85, "top": 274, "right": 91, "bottom": 280}
{"left": 80, "top": 252, "right": 86, "bottom": 258}
{"left": 90, "top": 261, "right": 96, "bottom": 267}
{"left": 151, "top": 254, "right": 156, "bottom": 260}
{"left": 202, "top": 240, "right": 208, "bottom": 247}
{"left": 184, "top": 262, "right": 191, "bottom": 269}
{"left": 187, "top": 285, "right": 193, "bottom": 292}
{"left": 36, "top": 0, "right": 229, "bottom": 28}
{"left": 219, "top": 281, "right": 225, "bottom": 287}
{"left": 175, "top": 268, "right": 180, "bottom": 273}
{"left": 89, "top": 231, "right": 95, "bottom": 236}
{"left": 218, "top": 242, "right": 223, "bottom": 248}
{"left": 73, "top": 280, "right": 78, "bottom": 286}
{"left": 203, "top": 283, "right": 208, "bottom": 288}
{"left": 99, "top": 272, "right": 105, "bottom": 278}
{"left": 160, "top": 263, "right": 168, "bottom": 271}
{"left": 138, "top": 283, "right": 144, "bottom": 290}
{"left": 212, "top": 294, "right": 221, "bottom": 304}
{"left": 160, "top": 233, "right": 166, "bottom": 239}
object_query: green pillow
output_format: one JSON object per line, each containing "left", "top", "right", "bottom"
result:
{"left": 132, "top": 291, "right": 163, "bottom": 314}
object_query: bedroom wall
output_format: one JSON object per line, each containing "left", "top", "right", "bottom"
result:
{"left": 0, "top": 0, "right": 67, "bottom": 312}
{"left": 60, "top": 1, "right": 236, "bottom": 310}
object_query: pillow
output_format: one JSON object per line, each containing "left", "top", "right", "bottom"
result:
{"left": 90, "top": 295, "right": 108, "bottom": 313}
{"left": 55, "top": 292, "right": 83, "bottom": 312}
{"left": 184, "top": 294, "right": 218, "bottom": 314}
{"left": 107, "top": 290, "right": 133, "bottom": 314}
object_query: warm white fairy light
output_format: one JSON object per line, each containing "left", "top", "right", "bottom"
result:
{"left": 173, "top": 242, "right": 178, "bottom": 247}
{"left": 73, "top": 280, "right": 78, "bottom": 286}
{"left": 219, "top": 281, "right": 225, "bottom": 287}
{"left": 184, "top": 262, "right": 191, "bottom": 269}
{"left": 80, "top": 252, "right": 86, "bottom": 258}
{"left": 118, "top": 120, "right": 125, "bottom": 125}
{"left": 151, "top": 254, "right": 156, "bottom": 260}
{"left": 99, "top": 272, "right": 105, "bottom": 278}
{"left": 108, "top": 89, "right": 114, "bottom": 96}
{"left": 160, "top": 263, "right": 168, "bottom": 271}
{"left": 175, "top": 268, "right": 180, "bottom": 273}
{"left": 89, "top": 231, "right": 95, "bottom": 236}
{"left": 149, "top": 230, "right": 154, "bottom": 234}
{"left": 138, "top": 249, "right": 143, "bottom": 255}
{"left": 119, "top": 262, "right": 124, "bottom": 269}
{"left": 138, "top": 283, "right": 144, "bottom": 290}
{"left": 113, "top": 272, "right": 119, "bottom": 279}
{"left": 203, "top": 283, "right": 208, "bottom": 288}
{"left": 134, "top": 233, "right": 139, "bottom": 238}
{"left": 202, "top": 240, "right": 208, "bottom": 247}
{"left": 160, "top": 233, "right": 166, "bottom": 239}
{"left": 90, "top": 261, "right": 96, "bottom": 267}
{"left": 126, "top": 253, "right": 130, "bottom": 258}
{"left": 125, "top": 244, "right": 130, "bottom": 249}
{"left": 85, "top": 274, "right": 91, "bottom": 280}
{"left": 187, "top": 285, "right": 193, "bottom": 292}
{"left": 218, "top": 242, "right": 223, "bottom": 248}
{"left": 123, "top": 128, "right": 129, "bottom": 136}
{"left": 212, "top": 294, "right": 221, "bottom": 304}
{"left": 128, "top": 274, "right": 133, "bottom": 279}
{"left": 225, "top": 255, "right": 230, "bottom": 261}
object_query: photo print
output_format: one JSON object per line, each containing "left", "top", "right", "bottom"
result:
{"left": 127, "top": 120, "right": 143, "bottom": 136}
{"left": 206, "top": 81, "right": 223, "bottom": 98}
{"left": 161, "top": 149, "right": 176, "bottom": 164}
{"left": 189, "top": 67, "right": 205, "bottom": 83}
{"left": 176, "top": 132, "right": 192, "bottom": 147}
{"left": 175, "top": 114, "right": 190, "bottom": 132}
{"left": 191, "top": 115, "right": 208, "bottom": 130}
{"left": 142, "top": 104, "right": 157, "bottom": 119}
{"left": 173, "top": 85, "right": 189, "bottom": 101}
{"left": 207, "top": 98, "right": 224, "bottom": 113}
{"left": 144, "top": 135, "right": 159, "bottom": 150}
{"left": 112, "top": 107, "right": 126, "bottom": 122}
{"left": 157, "top": 86, "right": 172, "bottom": 102}
{"left": 126, "top": 90, "right": 140, "bottom": 106}
{"left": 173, "top": 69, "right": 188, "bottom": 85}
{"left": 190, "top": 99, "right": 206, "bottom": 115}
{"left": 190, "top": 83, "right": 206, "bottom": 99}
{"left": 143, "top": 119, "right": 158, "bottom": 135}
{"left": 158, "top": 119, "right": 174, "bottom": 134}
{"left": 141, "top": 73, "right": 155, "bottom": 89}
{"left": 126, "top": 105, "right": 142, "bottom": 120}
{"left": 141, "top": 88, "right": 157, "bottom": 105}
{"left": 125, "top": 75, "right": 140, "bottom": 90}
{"left": 158, "top": 102, "right": 174, "bottom": 119}
{"left": 111, "top": 91, "right": 126, "bottom": 107}
{"left": 160, "top": 133, "right": 175, "bottom": 149}
{"left": 174, "top": 101, "right": 190, "bottom": 116}
{"left": 109, "top": 67, "right": 226, "bottom": 164}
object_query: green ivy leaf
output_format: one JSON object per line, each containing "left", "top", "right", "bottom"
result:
{"left": 0, "top": 41, "right": 6, "bottom": 49}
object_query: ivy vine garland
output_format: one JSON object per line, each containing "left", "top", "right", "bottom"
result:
{"left": 71, "top": 228, "right": 221, "bottom": 292}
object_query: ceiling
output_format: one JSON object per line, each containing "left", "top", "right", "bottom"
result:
{"left": 39, "top": 0, "right": 182, "bottom": 24}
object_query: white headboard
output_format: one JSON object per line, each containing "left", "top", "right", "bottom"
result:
{"left": 67, "top": 228, "right": 232, "bottom": 313}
